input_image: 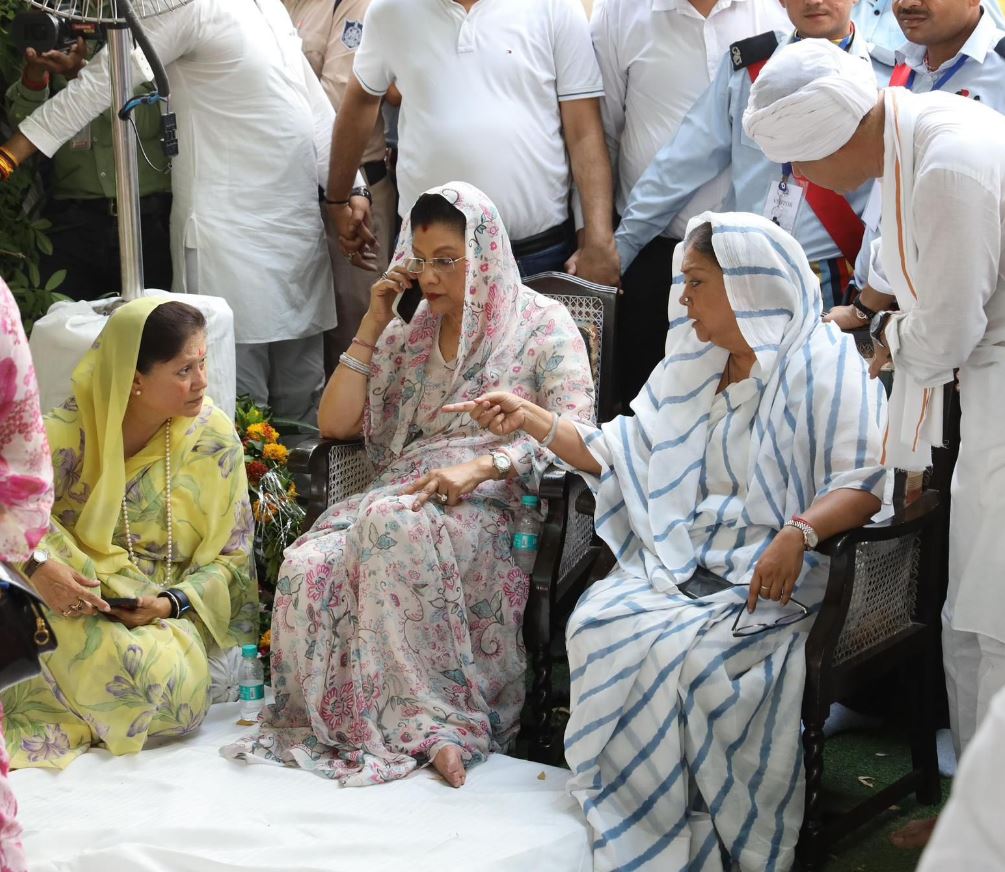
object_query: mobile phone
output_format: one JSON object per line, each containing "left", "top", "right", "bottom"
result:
{"left": 392, "top": 282, "right": 423, "bottom": 324}
{"left": 105, "top": 597, "right": 140, "bottom": 610}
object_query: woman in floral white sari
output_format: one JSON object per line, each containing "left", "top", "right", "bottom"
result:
{"left": 224, "top": 182, "right": 594, "bottom": 787}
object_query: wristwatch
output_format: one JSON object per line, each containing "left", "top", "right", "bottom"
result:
{"left": 24, "top": 549, "right": 48, "bottom": 578}
{"left": 350, "top": 184, "right": 373, "bottom": 205}
{"left": 870, "top": 311, "right": 893, "bottom": 349}
{"left": 490, "top": 450, "right": 513, "bottom": 479}
{"left": 784, "top": 517, "right": 818, "bottom": 551}
{"left": 851, "top": 297, "right": 875, "bottom": 322}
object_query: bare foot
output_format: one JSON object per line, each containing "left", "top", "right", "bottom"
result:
{"left": 431, "top": 744, "right": 466, "bottom": 788}
{"left": 890, "top": 817, "right": 938, "bottom": 850}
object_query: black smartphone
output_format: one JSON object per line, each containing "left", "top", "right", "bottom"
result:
{"left": 105, "top": 597, "right": 140, "bottom": 610}
{"left": 392, "top": 282, "right": 423, "bottom": 324}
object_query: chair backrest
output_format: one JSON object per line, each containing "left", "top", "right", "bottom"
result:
{"left": 524, "top": 271, "right": 618, "bottom": 423}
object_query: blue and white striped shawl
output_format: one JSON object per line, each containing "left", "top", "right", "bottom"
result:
{"left": 582, "top": 212, "right": 888, "bottom": 593}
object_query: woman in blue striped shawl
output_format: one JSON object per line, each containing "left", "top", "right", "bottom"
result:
{"left": 447, "top": 212, "right": 888, "bottom": 871}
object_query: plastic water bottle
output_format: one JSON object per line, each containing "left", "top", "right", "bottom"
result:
{"left": 238, "top": 643, "right": 265, "bottom": 723}
{"left": 512, "top": 495, "right": 542, "bottom": 574}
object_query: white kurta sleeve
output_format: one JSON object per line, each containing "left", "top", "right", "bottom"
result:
{"left": 886, "top": 169, "right": 1001, "bottom": 387}
{"left": 303, "top": 53, "right": 336, "bottom": 189}
{"left": 19, "top": 5, "right": 199, "bottom": 157}
{"left": 916, "top": 687, "right": 1005, "bottom": 871}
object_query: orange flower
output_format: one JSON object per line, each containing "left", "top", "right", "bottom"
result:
{"left": 262, "top": 443, "right": 289, "bottom": 464}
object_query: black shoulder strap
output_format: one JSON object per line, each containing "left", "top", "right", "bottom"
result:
{"left": 333, "top": 0, "right": 344, "bottom": 15}
{"left": 729, "top": 31, "right": 779, "bottom": 71}
{"left": 995, "top": 35, "right": 1005, "bottom": 60}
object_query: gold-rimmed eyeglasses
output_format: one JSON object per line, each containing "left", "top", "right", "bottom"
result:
{"left": 404, "top": 256, "right": 467, "bottom": 276}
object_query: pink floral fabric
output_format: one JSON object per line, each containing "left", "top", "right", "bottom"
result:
{"left": 0, "top": 278, "right": 53, "bottom": 563}
{"left": 0, "top": 278, "right": 48, "bottom": 872}
{"left": 0, "top": 704, "right": 27, "bottom": 872}
{"left": 224, "top": 183, "right": 595, "bottom": 784}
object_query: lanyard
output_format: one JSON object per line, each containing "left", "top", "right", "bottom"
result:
{"left": 907, "top": 53, "right": 969, "bottom": 90}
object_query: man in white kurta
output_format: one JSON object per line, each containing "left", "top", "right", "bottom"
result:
{"left": 743, "top": 38, "right": 1005, "bottom": 758}
{"left": 4, "top": 0, "right": 365, "bottom": 421}
{"left": 917, "top": 685, "right": 1005, "bottom": 870}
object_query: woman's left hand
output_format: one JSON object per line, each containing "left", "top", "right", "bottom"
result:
{"left": 404, "top": 458, "right": 494, "bottom": 510}
{"left": 747, "top": 527, "right": 806, "bottom": 612}
{"left": 107, "top": 595, "right": 172, "bottom": 629}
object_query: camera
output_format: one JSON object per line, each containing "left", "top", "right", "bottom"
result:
{"left": 10, "top": 11, "right": 99, "bottom": 55}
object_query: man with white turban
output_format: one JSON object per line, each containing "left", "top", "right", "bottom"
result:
{"left": 614, "top": 0, "right": 885, "bottom": 328}
{"left": 824, "top": 0, "right": 1005, "bottom": 333}
{"left": 744, "top": 35, "right": 1005, "bottom": 843}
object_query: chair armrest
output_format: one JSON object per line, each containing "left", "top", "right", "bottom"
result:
{"left": 575, "top": 489, "right": 596, "bottom": 517}
{"left": 288, "top": 436, "right": 367, "bottom": 530}
{"left": 814, "top": 490, "right": 942, "bottom": 557}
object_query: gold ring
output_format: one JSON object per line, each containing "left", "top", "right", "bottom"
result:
{"left": 436, "top": 493, "right": 448, "bottom": 505}
{"left": 344, "top": 253, "right": 354, "bottom": 263}
{"left": 61, "top": 607, "right": 75, "bottom": 617}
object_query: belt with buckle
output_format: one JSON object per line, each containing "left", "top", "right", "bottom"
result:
{"left": 511, "top": 218, "right": 575, "bottom": 259}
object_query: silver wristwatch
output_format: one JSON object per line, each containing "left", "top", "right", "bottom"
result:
{"left": 24, "top": 548, "right": 48, "bottom": 578}
{"left": 490, "top": 450, "right": 513, "bottom": 479}
{"left": 784, "top": 518, "right": 818, "bottom": 551}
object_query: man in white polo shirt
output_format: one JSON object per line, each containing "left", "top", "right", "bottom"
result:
{"left": 326, "top": 0, "right": 620, "bottom": 286}
{"left": 592, "top": 0, "right": 789, "bottom": 406}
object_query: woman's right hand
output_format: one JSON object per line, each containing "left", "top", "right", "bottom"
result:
{"left": 30, "top": 560, "right": 110, "bottom": 617}
{"left": 366, "top": 265, "right": 415, "bottom": 328}
{"left": 443, "top": 391, "right": 531, "bottom": 436}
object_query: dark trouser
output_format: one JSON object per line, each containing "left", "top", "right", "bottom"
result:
{"left": 39, "top": 193, "right": 173, "bottom": 300}
{"left": 512, "top": 219, "right": 576, "bottom": 279}
{"left": 615, "top": 234, "right": 680, "bottom": 413}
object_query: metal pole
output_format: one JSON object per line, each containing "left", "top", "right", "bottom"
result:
{"left": 106, "top": 23, "right": 144, "bottom": 301}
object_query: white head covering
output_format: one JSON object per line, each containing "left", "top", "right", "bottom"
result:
{"left": 578, "top": 212, "right": 888, "bottom": 592}
{"left": 742, "top": 39, "right": 879, "bottom": 163}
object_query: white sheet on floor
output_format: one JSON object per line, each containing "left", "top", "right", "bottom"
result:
{"left": 11, "top": 702, "right": 589, "bottom": 872}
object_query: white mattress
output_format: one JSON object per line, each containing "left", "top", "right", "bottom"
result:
{"left": 11, "top": 702, "right": 590, "bottom": 872}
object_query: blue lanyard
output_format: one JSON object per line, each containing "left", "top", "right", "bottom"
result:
{"left": 907, "top": 53, "right": 969, "bottom": 90}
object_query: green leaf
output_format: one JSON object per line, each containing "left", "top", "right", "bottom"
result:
{"left": 44, "top": 269, "right": 66, "bottom": 291}
{"left": 36, "top": 233, "right": 53, "bottom": 256}
{"left": 28, "top": 261, "right": 40, "bottom": 288}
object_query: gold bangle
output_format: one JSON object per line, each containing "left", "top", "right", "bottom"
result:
{"left": 0, "top": 146, "right": 19, "bottom": 170}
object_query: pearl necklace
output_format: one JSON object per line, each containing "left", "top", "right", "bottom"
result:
{"left": 120, "top": 419, "right": 173, "bottom": 588}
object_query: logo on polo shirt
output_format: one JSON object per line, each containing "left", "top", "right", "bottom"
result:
{"left": 955, "top": 89, "right": 982, "bottom": 102}
{"left": 342, "top": 20, "right": 363, "bottom": 50}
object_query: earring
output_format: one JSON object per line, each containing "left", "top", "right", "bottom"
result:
{"left": 134, "top": 389, "right": 142, "bottom": 396}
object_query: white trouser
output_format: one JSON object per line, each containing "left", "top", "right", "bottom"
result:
{"left": 942, "top": 602, "right": 1005, "bottom": 758}
{"left": 235, "top": 333, "right": 324, "bottom": 424}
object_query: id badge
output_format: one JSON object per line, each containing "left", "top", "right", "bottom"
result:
{"left": 762, "top": 175, "right": 804, "bottom": 234}
{"left": 70, "top": 123, "right": 92, "bottom": 151}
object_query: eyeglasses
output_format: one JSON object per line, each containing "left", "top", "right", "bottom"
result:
{"left": 404, "top": 256, "right": 467, "bottom": 276}
{"left": 731, "top": 589, "right": 810, "bottom": 637}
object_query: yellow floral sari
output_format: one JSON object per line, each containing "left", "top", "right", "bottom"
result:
{"left": 0, "top": 299, "right": 257, "bottom": 769}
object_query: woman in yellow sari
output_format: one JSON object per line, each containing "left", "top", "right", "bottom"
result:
{"left": 0, "top": 299, "right": 257, "bottom": 769}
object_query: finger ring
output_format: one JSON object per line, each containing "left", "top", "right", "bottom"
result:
{"left": 436, "top": 493, "right": 448, "bottom": 505}
{"left": 345, "top": 253, "right": 355, "bottom": 263}
{"left": 61, "top": 607, "right": 74, "bottom": 617}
